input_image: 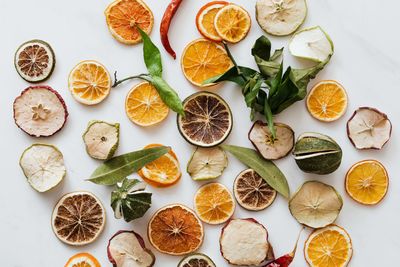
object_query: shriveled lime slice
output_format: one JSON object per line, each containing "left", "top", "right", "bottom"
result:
{"left": 83, "top": 120, "right": 120, "bottom": 160}
{"left": 187, "top": 147, "right": 228, "bottom": 181}
{"left": 178, "top": 253, "right": 216, "bottom": 267}
{"left": 289, "top": 26, "right": 334, "bottom": 62}
{"left": 289, "top": 181, "right": 343, "bottom": 228}
{"left": 19, "top": 144, "right": 66, "bottom": 192}
{"left": 256, "top": 0, "right": 307, "bottom": 36}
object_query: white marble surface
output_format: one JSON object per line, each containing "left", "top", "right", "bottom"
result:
{"left": 1, "top": 0, "right": 399, "bottom": 266}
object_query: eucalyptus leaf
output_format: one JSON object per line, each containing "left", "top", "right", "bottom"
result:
{"left": 138, "top": 27, "right": 162, "bottom": 77}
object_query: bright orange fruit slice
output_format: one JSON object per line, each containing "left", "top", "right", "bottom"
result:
{"left": 196, "top": 1, "right": 229, "bottom": 41}
{"left": 105, "top": 0, "right": 154, "bottom": 45}
{"left": 181, "top": 38, "right": 232, "bottom": 87}
{"left": 125, "top": 82, "right": 169, "bottom": 126}
{"left": 305, "top": 225, "right": 353, "bottom": 267}
{"left": 214, "top": 4, "right": 251, "bottom": 43}
{"left": 345, "top": 160, "right": 389, "bottom": 205}
{"left": 64, "top": 252, "right": 100, "bottom": 267}
{"left": 68, "top": 60, "right": 111, "bottom": 105}
{"left": 306, "top": 80, "right": 348, "bottom": 122}
{"left": 148, "top": 204, "right": 204, "bottom": 255}
{"left": 138, "top": 144, "right": 181, "bottom": 187}
{"left": 194, "top": 182, "right": 235, "bottom": 225}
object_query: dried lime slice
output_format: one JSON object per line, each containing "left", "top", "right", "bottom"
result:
{"left": 14, "top": 39, "right": 55, "bottom": 82}
{"left": 19, "top": 144, "right": 66, "bottom": 192}
{"left": 289, "top": 26, "right": 334, "bottom": 62}
{"left": 83, "top": 120, "right": 120, "bottom": 160}
{"left": 187, "top": 147, "right": 228, "bottom": 181}
{"left": 178, "top": 253, "right": 216, "bottom": 267}
{"left": 256, "top": 0, "right": 307, "bottom": 36}
{"left": 289, "top": 181, "right": 343, "bottom": 228}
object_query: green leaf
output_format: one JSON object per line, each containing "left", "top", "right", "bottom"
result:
{"left": 251, "top": 36, "right": 282, "bottom": 78}
{"left": 88, "top": 146, "right": 170, "bottom": 185}
{"left": 221, "top": 145, "right": 290, "bottom": 198}
{"left": 150, "top": 76, "right": 184, "bottom": 116}
{"left": 203, "top": 66, "right": 257, "bottom": 87}
{"left": 138, "top": 27, "right": 162, "bottom": 77}
{"left": 251, "top": 36, "right": 272, "bottom": 61}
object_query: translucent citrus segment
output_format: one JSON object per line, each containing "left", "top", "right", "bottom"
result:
{"left": 64, "top": 252, "right": 100, "bottom": 267}
{"left": 306, "top": 80, "right": 348, "bottom": 122}
{"left": 194, "top": 182, "right": 235, "bottom": 225}
{"left": 345, "top": 160, "right": 389, "bottom": 205}
{"left": 196, "top": 1, "right": 228, "bottom": 41}
{"left": 214, "top": 4, "right": 251, "bottom": 43}
{"left": 305, "top": 225, "right": 353, "bottom": 267}
{"left": 181, "top": 39, "right": 232, "bottom": 87}
{"left": 68, "top": 60, "right": 111, "bottom": 105}
{"left": 125, "top": 82, "right": 169, "bottom": 126}
{"left": 105, "top": 0, "right": 154, "bottom": 45}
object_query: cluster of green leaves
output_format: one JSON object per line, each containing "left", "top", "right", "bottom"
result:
{"left": 206, "top": 36, "right": 331, "bottom": 138}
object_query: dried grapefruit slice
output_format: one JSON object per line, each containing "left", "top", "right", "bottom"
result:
{"left": 64, "top": 252, "right": 100, "bottom": 267}
{"left": 196, "top": 1, "right": 228, "bottom": 41}
{"left": 52, "top": 191, "right": 105, "bottom": 246}
{"left": 105, "top": 0, "right": 154, "bottom": 45}
{"left": 148, "top": 204, "right": 204, "bottom": 255}
{"left": 214, "top": 4, "right": 251, "bottom": 43}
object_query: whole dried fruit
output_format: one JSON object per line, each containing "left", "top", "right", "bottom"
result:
{"left": 187, "top": 147, "right": 228, "bottom": 181}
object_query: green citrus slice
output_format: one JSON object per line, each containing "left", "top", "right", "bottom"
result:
{"left": 187, "top": 147, "right": 228, "bottom": 181}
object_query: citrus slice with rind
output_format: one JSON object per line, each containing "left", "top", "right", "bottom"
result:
{"left": 196, "top": 1, "right": 229, "bottom": 41}
{"left": 306, "top": 80, "right": 348, "bottom": 122}
{"left": 68, "top": 60, "right": 111, "bottom": 105}
{"left": 64, "top": 252, "right": 101, "bottom": 267}
{"left": 345, "top": 160, "right": 389, "bottom": 205}
{"left": 178, "top": 253, "right": 216, "bottom": 267}
{"left": 105, "top": 0, "right": 154, "bottom": 45}
{"left": 305, "top": 225, "right": 353, "bottom": 267}
{"left": 19, "top": 144, "right": 66, "bottom": 192}
{"left": 181, "top": 38, "right": 232, "bottom": 87}
{"left": 187, "top": 147, "right": 228, "bottom": 181}
{"left": 125, "top": 82, "right": 169, "bottom": 126}
{"left": 177, "top": 91, "right": 233, "bottom": 147}
{"left": 214, "top": 4, "right": 251, "bottom": 43}
{"left": 52, "top": 191, "right": 106, "bottom": 246}
{"left": 148, "top": 204, "right": 204, "bottom": 255}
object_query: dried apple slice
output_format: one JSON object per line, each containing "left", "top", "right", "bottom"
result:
{"left": 187, "top": 147, "right": 228, "bottom": 180}
{"left": 347, "top": 107, "right": 392, "bottom": 150}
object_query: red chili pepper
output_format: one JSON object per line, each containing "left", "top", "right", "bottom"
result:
{"left": 160, "top": 0, "right": 183, "bottom": 59}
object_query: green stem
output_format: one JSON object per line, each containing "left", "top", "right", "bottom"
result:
{"left": 222, "top": 41, "right": 247, "bottom": 81}
{"left": 112, "top": 71, "right": 150, "bottom": 88}
{"left": 264, "top": 98, "right": 276, "bottom": 139}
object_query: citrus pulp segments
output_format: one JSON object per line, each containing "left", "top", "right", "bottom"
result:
{"left": 187, "top": 147, "right": 228, "bottom": 181}
{"left": 214, "top": 4, "right": 251, "bottom": 43}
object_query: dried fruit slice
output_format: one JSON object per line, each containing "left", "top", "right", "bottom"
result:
{"left": 248, "top": 121, "right": 294, "bottom": 160}
{"left": 65, "top": 253, "right": 100, "bottom": 267}
{"left": 178, "top": 253, "right": 216, "bottom": 267}
{"left": 83, "top": 120, "right": 120, "bottom": 160}
{"left": 125, "top": 82, "right": 169, "bottom": 126}
{"left": 187, "top": 147, "right": 228, "bottom": 181}
{"left": 13, "top": 86, "right": 68, "bottom": 137}
{"left": 256, "top": 0, "right": 307, "bottom": 36}
{"left": 289, "top": 26, "right": 334, "bottom": 62}
{"left": 305, "top": 225, "right": 353, "bottom": 267}
{"left": 52, "top": 191, "right": 105, "bottom": 246}
{"left": 19, "top": 144, "right": 66, "bottom": 192}
{"left": 233, "top": 169, "right": 277, "bottom": 211}
{"left": 347, "top": 107, "right": 392, "bottom": 150}
{"left": 196, "top": 1, "right": 228, "bottom": 41}
{"left": 68, "top": 60, "right": 111, "bottom": 105}
{"left": 107, "top": 230, "right": 155, "bottom": 267}
{"left": 105, "top": 0, "right": 154, "bottom": 45}
{"left": 148, "top": 204, "right": 204, "bottom": 255}
{"left": 214, "top": 4, "right": 251, "bottom": 43}
{"left": 220, "top": 218, "right": 269, "bottom": 266}
{"left": 345, "top": 160, "right": 389, "bottom": 205}
{"left": 306, "top": 80, "right": 348, "bottom": 122}
{"left": 194, "top": 182, "right": 235, "bottom": 224}
{"left": 289, "top": 181, "right": 343, "bottom": 228}
{"left": 181, "top": 39, "right": 232, "bottom": 87}
{"left": 14, "top": 39, "right": 55, "bottom": 82}
{"left": 177, "top": 92, "right": 233, "bottom": 147}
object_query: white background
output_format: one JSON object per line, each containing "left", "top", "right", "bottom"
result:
{"left": 1, "top": 0, "right": 399, "bottom": 266}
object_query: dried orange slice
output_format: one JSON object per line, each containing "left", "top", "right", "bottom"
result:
{"left": 306, "top": 80, "right": 348, "bottom": 122}
{"left": 125, "top": 82, "right": 169, "bottom": 126}
{"left": 51, "top": 191, "right": 105, "bottom": 246}
{"left": 194, "top": 182, "right": 235, "bottom": 225}
{"left": 148, "top": 204, "right": 204, "bottom": 255}
{"left": 196, "top": 1, "right": 228, "bottom": 41}
{"left": 68, "top": 60, "right": 111, "bottom": 105}
{"left": 181, "top": 38, "right": 232, "bottom": 87}
{"left": 345, "top": 160, "right": 389, "bottom": 205}
{"left": 105, "top": 0, "right": 154, "bottom": 45}
{"left": 214, "top": 4, "right": 251, "bottom": 43}
{"left": 305, "top": 225, "right": 353, "bottom": 267}
{"left": 138, "top": 144, "right": 181, "bottom": 187}
{"left": 64, "top": 252, "right": 100, "bottom": 267}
